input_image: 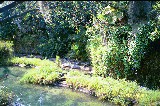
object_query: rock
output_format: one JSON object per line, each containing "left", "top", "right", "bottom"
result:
{"left": 61, "top": 62, "right": 71, "bottom": 69}
{"left": 11, "top": 98, "right": 25, "bottom": 106}
{"left": 83, "top": 66, "right": 92, "bottom": 71}
{"left": 58, "top": 81, "right": 68, "bottom": 87}
{"left": 5, "top": 74, "right": 8, "bottom": 78}
{"left": 35, "top": 55, "right": 43, "bottom": 59}
{"left": 19, "top": 64, "right": 26, "bottom": 67}
{"left": 71, "top": 64, "right": 81, "bottom": 69}
{"left": 49, "top": 58, "right": 55, "bottom": 61}
{"left": 72, "top": 61, "right": 80, "bottom": 65}
{"left": 81, "top": 62, "right": 90, "bottom": 66}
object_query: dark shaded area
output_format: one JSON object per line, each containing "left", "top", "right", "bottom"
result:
{"left": 149, "top": 38, "right": 160, "bottom": 52}
{"left": 138, "top": 39, "right": 160, "bottom": 89}
{"left": 0, "top": 67, "right": 18, "bottom": 80}
{"left": 0, "top": 1, "right": 4, "bottom": 4}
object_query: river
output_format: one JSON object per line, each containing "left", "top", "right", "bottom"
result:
{"left": 0, "top": 66, "right": 115, "bottom": 106}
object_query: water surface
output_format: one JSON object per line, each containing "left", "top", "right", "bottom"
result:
{"left": 0, "top": 66, "right": 115, "bottom": 106}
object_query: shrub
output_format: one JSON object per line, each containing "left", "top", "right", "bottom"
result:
{"left": 67, "top": 26, "right": 89, "bottom": 61}
{"left": 0, "top": 41, "right": 13, "bottom": 65}
{"left": 86, "top": 7, "right": 133, "bottom": 78}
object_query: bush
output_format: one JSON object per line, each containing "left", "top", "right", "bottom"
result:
{"left": 67, "top": 26, "right": 89, "bottom": 61}
{"left": 38, "top": 22, "right": 75, "bottom": 58}
{"left": 86, "top": 6, "right": 133, "bottom": 78}
{"left": 0, "top": 41, "right": 13, "bottom": 65}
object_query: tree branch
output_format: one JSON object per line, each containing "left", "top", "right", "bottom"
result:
{"left": 0, "top": 1, "right": 4, "bottom": 4}
{"left": 0, "top": 1, "right": 24, "bottom": 13}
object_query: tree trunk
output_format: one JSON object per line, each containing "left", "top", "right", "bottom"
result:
{"left": 36, "top": 1, "right": 54, "bottom": 42}
{"left": 37, "top": 1, "right": 52, "bottom": 24}
{"left": 128, "top": 1, "right": 152, "bottom": 25}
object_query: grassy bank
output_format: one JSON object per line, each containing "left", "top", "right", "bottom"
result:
{"left": 65, "top": 71, "right": 160, "bottom": 106}
{"left": 2, "top": 57, "right": 160, "bottom": 106}
{"left": 10, "top": 57, "right": 63, "bottom": 85}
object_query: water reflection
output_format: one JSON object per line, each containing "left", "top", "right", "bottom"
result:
{"left": 0, "top": 67, "right": 116, "bottom": 106}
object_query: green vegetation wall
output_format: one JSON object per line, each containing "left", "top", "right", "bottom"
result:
{"left": 0, "top": 1, "right": 109, "bottom": 61}
{"left": 0, "top": 1, "right": 160, "bottom": 89}
{"left": 86, "top": 2, "right": 160, "bottom": 89}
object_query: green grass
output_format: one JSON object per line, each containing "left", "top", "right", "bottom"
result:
{"left": 9, "top": 57, "right": 63, "bottom": 85}
{"left": 9, "top": 57, "right": 55, "bottom": 66}
{"left": 65, "top": 70, "right": 160, "bottom": 106}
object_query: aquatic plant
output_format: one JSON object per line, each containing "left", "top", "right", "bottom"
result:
{"left": 0, "top": 86, "right": 13, "bottom": 106}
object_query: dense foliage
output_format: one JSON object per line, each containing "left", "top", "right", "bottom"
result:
{"left": 0, "top": 0, "right": 160, "bottom": 91}
{"left": 86, "top": 5, "right": 132, "bottom": 78}
{"left": 0, "top": 1, "right": 110, "bottom": 61}
{"left": 86, "top": 3, "right": 160, "bottom": 89}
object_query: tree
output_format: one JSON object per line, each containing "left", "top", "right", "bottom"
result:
{"left": 128, "top": 1, "right": 152, "bottom": 24}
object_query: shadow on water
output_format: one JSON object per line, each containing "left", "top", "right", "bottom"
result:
{"left": 0, "top": 66, "right": 116, "bottom": 106}
{"left": 0, "top": 67, "right": 18, "bottom": 80}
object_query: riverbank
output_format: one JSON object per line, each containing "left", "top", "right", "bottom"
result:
{"left": 1, "top": 56, "right": 160, "bottom": 106}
